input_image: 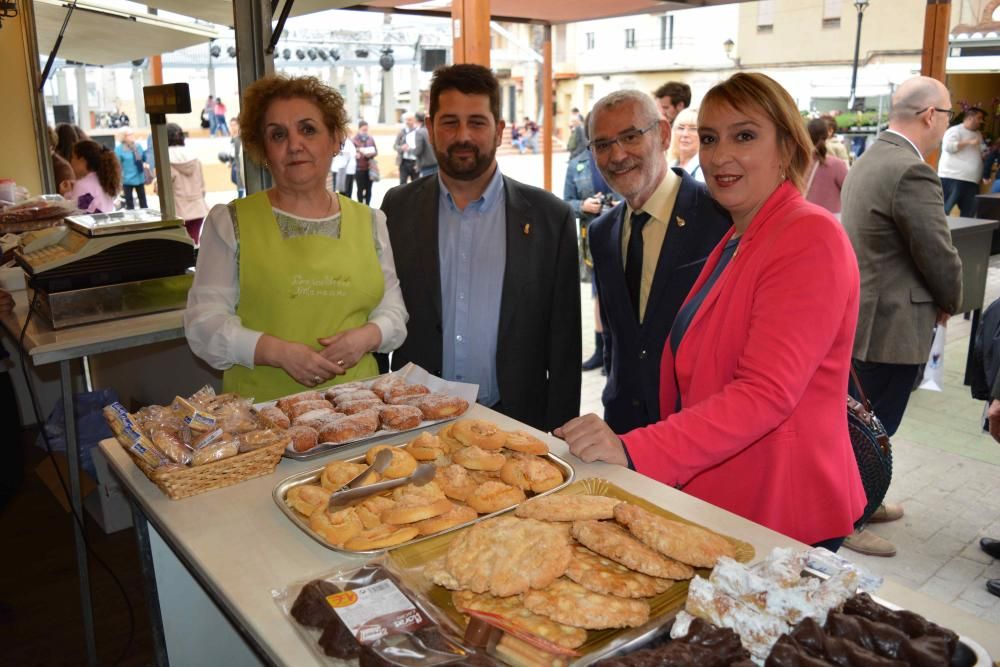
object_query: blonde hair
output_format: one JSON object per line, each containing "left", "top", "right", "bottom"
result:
{"left": 699, "top": 72, "right": 813, "bottom": 193}
{"left": 666, "top": 107, "right": 699, "bottom": 164}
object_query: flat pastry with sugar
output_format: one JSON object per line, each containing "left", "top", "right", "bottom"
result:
{"left": 503, "top": 430, "right": 549, "bottom": 455}
{"left": 523, "top": 578, "right": 650, "bottom": 630}
{"left": 614, "top": 503, "right": 735, "bottom": 568}
{"left": 343, "top": 524, "right": 419, "bottom": 551}
{"left": 309, "top": 506, "right": 363, "bottom": 546}
{"left": 453, "top": 445, "right": 506, "bottom": 471}
{"left": 499, "top": 452, "right": 562, "bottom": 493}
{"left": 443, "top": 516, "right": 572, "bottom": 597}
{"left": 320, "top": 460, "right": 378, "bottom": 491}
{"left": 565, "top": 545, "right": 674, "bottom": 598}
{"left": 452, "top": 590, "right": 587, "bottom": 649}
{"left": 453, "top": 419, "right": 506, "bottom": 450}
{"left": 571, "top": 520, "right": 694, "bottom": 580}
{"left": 466, "top": 480, "right": 526, "bottom": 514}
{"left": 515, "top": 494, "right": 622, "bottom": 522}
{"left": 365, "top": 444, "right": 417, "bottom": 479}
{"left": 403, "top": 432, "right": 449, "bottom": 462}
{"left": 285, "top": 484, "right": 332, "bottom": 516}
{"left": 414, "top": 503, "right": 478, "bottom": 535}
{"left": 436, "top": 463, "right": 480, "bottom": 501}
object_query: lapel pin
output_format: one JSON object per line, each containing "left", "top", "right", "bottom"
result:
{"left": 676, "top": 216, "right": 686, "bottom": 227}
{"left": 523, "top": 223, "right": 531, "bottom": 235}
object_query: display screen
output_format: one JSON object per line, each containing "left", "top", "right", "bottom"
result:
{"left": 143, "top": 83, "right": 192, "bottom": 115}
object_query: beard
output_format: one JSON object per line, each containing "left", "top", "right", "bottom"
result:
{"left": 436, "top": 141, "right": 496, "bottom": 181}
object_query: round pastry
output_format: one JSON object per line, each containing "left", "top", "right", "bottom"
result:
{"left": 344, "top": 524, "right": 420, "bottom": 551}
{"left": 333, "top": 389, "right": 380, "bottom": 406}
{"left": 379, "top": 404, "right": 424, "bottom": 431}
{"left": 415, "top": 394, "right": 470, "bottom": 420}
{"left": 309, "top": 506, "right": 364, "bottom": 546}
{"left": 276, "top": 391, "right": 324, "bottom": 414}
{"left": 317, "top": 409, "right": 380, "bottom": 444}
{"left": 414, "top": 503, "right": 478, "bottom": 535}
{"left": 285, "top": 484, "right": 331, "bottom": 516}
{"left": 287, "top": 399, "right": 336, "bottom": 419}
{"left": 500, "top": 453, "right": 563, "bottom": 493}
{"left": 435, "top": 464, "right": 479, "bottom": 501}
{"left": 403, "top": 432, "right": 449, "bottom": 461}
{"left": 504, "top": 430, "right": 549, "bottom": 455}
{"left": 336, "top": 398, "right": 384, "bottom": 415}
{"left": 468, "top": 469, "right": 502, "bottom": 485}
{"left": 391, "top": 480, "right": 446, "bottom": 502}
{"left": 355, "top": 495, "right": 394, "bottom": 529}
{"left": 437, "top": 423, "right": 465, "bottom": 451}
{"left": 381, "top": 495, "right": 453, "bottom": 525}
{"left": 365, "top": 445, "right": 418, "bottom": 479}
{"left": 258, "top": 405, "right": 291, "bottom": 430}
{"left": 320, "top": 460, "right": 379, "bottom": 491}
{"left": 286, "top": 425, "right": 320, "bottom": 453}
{"left": 466, "top": 480, "right": 526, "bottom": 514}
{"left": 383, "top": 383, "right": 431, "bottom": 402}
{"left": 453, "top": 445, "right": 506, "bottom": 472}
{"left": 453, "top": 419, "right": 506, "bottom": 450}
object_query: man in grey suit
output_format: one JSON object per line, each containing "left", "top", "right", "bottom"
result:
{"left": 414, "top": 111, "right": 438, "bottom": 177}
{"left": 381, "top": 64, "right": 581, "bottom": 432}
{"left": 841, "top": 76, "right": 963, "bottom": 557}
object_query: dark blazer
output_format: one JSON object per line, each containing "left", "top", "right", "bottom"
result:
{"left": 842, "top": 131, "right": 963, "bottom": 365}
{"left": 381, "top": 172, "right": 581, "bottom": 432}
{"left": 589, "top": 168, "right": 731, "bottom": 434}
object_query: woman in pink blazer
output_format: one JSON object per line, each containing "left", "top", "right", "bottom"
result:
{"left": 558, "top": 73, "right": 866, "bottom": 548}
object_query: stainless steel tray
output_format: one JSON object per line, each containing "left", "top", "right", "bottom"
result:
{"left": 272, "top": 447, "right": 575, "bottom": 556}
{"left": 279, "top": 415, "right": 463, "bottom": 461}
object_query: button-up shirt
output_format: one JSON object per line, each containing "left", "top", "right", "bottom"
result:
{"left": 438, "top": 167, "right": 506, "bottom": 406}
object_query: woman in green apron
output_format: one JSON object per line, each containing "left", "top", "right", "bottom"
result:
{"left": 184, "top": 75, "right": 408, "bottom": 402}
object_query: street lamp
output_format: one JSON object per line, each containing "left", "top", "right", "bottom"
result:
{"left": 848, "top": 0, "right": 870, "bottom": 111}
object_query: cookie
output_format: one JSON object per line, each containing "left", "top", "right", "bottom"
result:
{"left": 571, "top": 520, "right": 694, "bottom": 580}
{"left": 452, "top": 590, "right": 587, "bottom": 649}
{"left": 523, "top": 578, "right": 650, "bottom": 629}
{"left": 614, "top": 503, "right": 735, "bottom": 568}
{"left": 515, "top": 494, "right": 622, "bottom": 522}
{"left": 443, "top": 516, "right": 572, "bottom": 596}
{"left": 565, "top": 545, "right": 674, "bottom": 598}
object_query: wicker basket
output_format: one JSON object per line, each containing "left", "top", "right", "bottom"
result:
{"left": 128, "top": 440, "right": 288, "bottom": 500}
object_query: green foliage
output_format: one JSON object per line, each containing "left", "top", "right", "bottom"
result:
{"left": 834, "top": 111, "right": 888, "bottom": 130}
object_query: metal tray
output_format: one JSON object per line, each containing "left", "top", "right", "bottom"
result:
{"left": 272, "top": 444, "right": 575, "bottom": 556}
{"left": 386, "top": 478, "right": 755, "bottom": 666}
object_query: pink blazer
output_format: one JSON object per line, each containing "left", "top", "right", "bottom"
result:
{"left": 622, "top": 182, "right": 866, "bottom": 545}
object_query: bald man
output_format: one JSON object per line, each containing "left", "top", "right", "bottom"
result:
{"left": 841, "top": 76, "right": 963, "bottom": 557}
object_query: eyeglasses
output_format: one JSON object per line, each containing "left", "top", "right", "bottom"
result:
{"left": 588, "top": 122, "right": 660, "bottom": 154}
{"left": 915, "top": 106, "right": 956, "bottom": 123}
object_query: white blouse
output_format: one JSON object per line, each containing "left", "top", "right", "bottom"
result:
{"left": 184, "top": 201, "right": 408, "bottom": 371}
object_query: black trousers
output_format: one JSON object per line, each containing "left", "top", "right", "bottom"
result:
{"left": 399, "top": 159, "right": 417, "bottom": 185}
{"left": 123, "top": 183, "right": 147, "bottom": 209}
{"left": 338, "top": 175, "right": 354, "bottom": 199}
{"left": 849, "top": 359, "right": 921, "bottom": 437}
{"left": 355, "top": 170, "right": 373, "bottom": 205}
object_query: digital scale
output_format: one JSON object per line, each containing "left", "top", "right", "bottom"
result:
{"left": 15, "top": 210, "right": 194, "bottom": 329}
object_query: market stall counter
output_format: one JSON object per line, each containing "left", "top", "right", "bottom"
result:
{"left": 100, "top": 404, "right": 1000, "bottom": 667}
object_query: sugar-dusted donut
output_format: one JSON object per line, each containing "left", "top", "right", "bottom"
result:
{"left": 286, "top": 425, "right": 319, "bottom": 453}
{"left": 382, "top": 383, "right": 431, "bottom": 402}
{"left": 336, "top": 398, "right": 384, "bottom": 415}
{"left": 258, "top": 405, "right": 290, "bottom": 430}
{"left": 371, "top": 374, "right": 406, "bottom": 401}
{"left": 414, "top": 393, "right": 469, "bottom": 420}
{"left": 287, "top": 399, "right": 336, "bottom": 420}
{"left": 317, "top": 409, "right": 379, "bottom": 444}
{"left": 333, "top": 389, "right": 380, "bottom": 406}
{"left": 379, "top": 404, "right": 424, "bottom": 431}
{"left": 276, "top": 391, "right": 324, "bottom": 414}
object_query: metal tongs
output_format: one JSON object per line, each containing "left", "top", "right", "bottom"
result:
{"left": 327, "top": 449, "right": 437, "bottom": 510}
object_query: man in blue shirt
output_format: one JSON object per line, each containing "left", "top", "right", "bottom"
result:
{"left": 382, "top": 64, "right": 581, "bottom": 432}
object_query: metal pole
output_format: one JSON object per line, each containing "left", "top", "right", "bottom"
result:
{"left": 848, "top": 6, "right": 866, "bottom": 111}
{"left": 234, "top": 0, "right": 275, "bottom": 194}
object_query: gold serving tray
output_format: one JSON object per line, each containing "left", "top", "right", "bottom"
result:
{"left": 273, "top": 447, "right": 575, "bottom": 556}
{"left": 387, "top": 478, "right": 755, "bottom": 665}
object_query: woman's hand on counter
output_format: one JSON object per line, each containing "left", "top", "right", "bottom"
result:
{"left": 554, "top": 414, "right": 628, "bottom": 466}
{"left": 0, "top": 290, "right": 12, "bottom": 316}
{"left": 254, "top": 334, "right": 342, "bottom": 387}
{"left": 317, "top": 323, "right": 381, "bottom": 371}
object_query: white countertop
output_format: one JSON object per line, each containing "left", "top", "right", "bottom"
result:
{"left": 0, "top": 288, "right": 184, "bottom": 365}
{"left": 99, "top": 405, "right": 1000, "bottom": 665}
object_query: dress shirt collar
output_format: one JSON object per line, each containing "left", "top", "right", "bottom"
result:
{"left": 882, "top": 130, "right": 923, "bottom": 161}
{"left": 626, "top": 166, "right": 681, "bottom": 224}
{"left": 438, "top": 164, "right": 505, "bottom": 213}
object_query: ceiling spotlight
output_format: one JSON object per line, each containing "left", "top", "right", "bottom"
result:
{"left": 355, "top": 48, "right": 369, "bottom": 58}
{"left": 210, "top": 44, "right": 221, "bottom": 58}
{"left": 379, "top": 47, "right": 394, "bottom": 72}
{"left": 296, "top": 49, "right": 306, "bottom": 60}
{"left": 307, "top": 48, "right": 317, "bottom": 60}
{"left": 131, "top": 58, "right": 146, "bottom": 67}
{"left": 317, "top": 49, "right": 328, "bottom": 61}
{"left": 282, "top": 48, "right": 291, "bottom": 60}
{"left": 227, "top": 46, "right": 237, "bottom": 58}
{"left": 330, "top": 48, "right": 341, "bottom": 61}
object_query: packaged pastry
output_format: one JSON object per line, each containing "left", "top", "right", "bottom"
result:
{"left": 103, "top": 403, "right": 166, "bottom": 468}
{"left": 187, "top": 384, "right": 217, "bottom": 409}
{"left": 238, "top": 428, "right": 288, "bottom": 453}
{"left": 149, "top": 426, "right": 193, "bottom": 465}
{"left": 170, "top": 395, "right": 217, "bottom": 432}
{"left": 214, "top": 397, "right": 260, "bottom": 434}
{"left": 191, "top": 427, "right": 224, "bottom": 449}
{"left": 274, "top": 561, "right": 482, "bottom": 665}
{"left": 190, "top": 435, "right": 240, "bottom": 466}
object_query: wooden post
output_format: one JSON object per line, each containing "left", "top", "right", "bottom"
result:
{"left": 921, "top": 0, "right": 950, "bottom": 82}
{"left": 450, "top": 0, "right": 491, "bottom": 67}
{"left": 150, "top": 55, "right": 164, "bottom": 85}
{"left": 543, "top": 24, "right": 553, "bottom": 192}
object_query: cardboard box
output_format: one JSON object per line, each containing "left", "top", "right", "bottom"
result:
{"left": 87, "top": 446, "right": 133, "bottom": 533}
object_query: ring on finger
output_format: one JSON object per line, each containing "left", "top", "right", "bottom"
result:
{"left": 336, "top": 359, "right": 345, "bottom": 367}
{"left": 313, "top": 375, "right": 322, "bottom": 384}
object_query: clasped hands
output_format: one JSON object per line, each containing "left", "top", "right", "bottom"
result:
{"left": 261, "top": 323, "right": 382, "bottom": 387}
{"left": 553, "top": 413, "right": 629, "bottom": 467}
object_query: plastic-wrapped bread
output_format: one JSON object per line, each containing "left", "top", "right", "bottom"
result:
{"left": 684, "top": 576, "right": 789, "bottom": 660}
{"left": 191, "top": 435, "right": 240, "bottom": 466}
{"left": 149, "top": 426, "right": 193, "bottom": 465}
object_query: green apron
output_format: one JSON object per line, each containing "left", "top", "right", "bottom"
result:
{"left": 223, "top": 191, "right": 383, "bottom": 401}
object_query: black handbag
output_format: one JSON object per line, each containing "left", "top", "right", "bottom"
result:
{"left": 847, "top": 366, "right": 893, "bottom": 529}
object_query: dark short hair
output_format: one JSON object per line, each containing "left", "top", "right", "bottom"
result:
{"left": 415, "top": 111, "right": 426, "bottom": 123}
{"left": 653, "top": 81, "right": 692, "bottom": 108}
{"left": 967, "top": 106, "right": 986, "bottom": 117}
{"left": 429, "top": 64, "right": 501, "bottom": 123}
{"left": 166, "top": 123, "right": 186, "bottom": 147}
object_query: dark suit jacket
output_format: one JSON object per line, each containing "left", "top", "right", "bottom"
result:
{"left": 381, "top": 172, "right": 581, "bottom": 432}
{"left": 842, "top": 131, "right": 963, "bottom": 365}
{"left": 590, "top": 168, "right": 731, "bottom": 434}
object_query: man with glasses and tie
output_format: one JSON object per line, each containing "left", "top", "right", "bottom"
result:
{"left": 840, "top": 75, "right": 963, "bottom": 558}
{"left": 571, "top": 90, "right": 730, "bottom": 436}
